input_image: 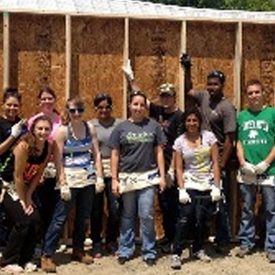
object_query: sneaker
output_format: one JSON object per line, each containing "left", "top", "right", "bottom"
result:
{"left": 144, "top": 258, "right": 156, "bottom": 266}
{"left": 235, "top": 247, "right": 251, "bottom": 258}
{"left": 117, "top": 256, "right": 128, "bottom": 265}
{"left": 105, "top": 242, "right": 118, "bottom": 256}
{"left": 267, "top": 252, "right": 275, "bottom": 263}
{"left": 91, "top": 243, "right": 103, "bottom": 258}
{"left": 24, "top": 262, "right": 38, "bottom": 273}
{"left": 194, "top": 250, "right": 211, "bottom": 262}
{"left": 41, "top": 256, "right": 56, "bottom": 273}
{"left": 1, "top": 264, "right": 24, "bottom": 273}
{"left": 71, "top": 249, "right": 94, "bottom": 265}
{"left": 170, "top": 254, "right": 181, "bottom": 270}
{"left": 157, "top": 237, "right": 172, "bottom": 254}
{"left": 84, "top": 238, "right": 93, "bottom": 247}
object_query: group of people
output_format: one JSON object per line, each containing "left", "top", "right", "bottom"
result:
{"left": 0, "top": 55, "right": 273, "bottom": 273}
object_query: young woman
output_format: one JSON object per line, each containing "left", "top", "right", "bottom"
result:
{"left": 28, "top": 86, "right": 62, "bottom": 234}
{"left": 0, "top": 115, "right": 52, "bottom": 273}
{"left": 109, "top": 91, "right": 166, "bottom": 266}
{"left": 170, "top": 108, "right": 221, "bottom": 270}
{"left": 89, "top": 93, "right": 122, "bottom": 257}
{"left": 41, "top": 97, "right": 103, "bottom": 273}
{"left": 0, "top": 88, "right": 27, "bottom": 247}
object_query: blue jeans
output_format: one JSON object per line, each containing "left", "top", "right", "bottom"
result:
{"left": 239, "top": 184, "right": 275, "bottom": 252}
{"left": 118, "top": 186, "right": 156, "bottom": 260}
{"left": 43, "top": 185, "right": 95, "bottom": 256}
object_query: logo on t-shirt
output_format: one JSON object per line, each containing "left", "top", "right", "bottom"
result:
{"left": 243, "top": 120, "right": 269, "bottom": 145}
{"left": 126, "top": 132, "right": 154, "bottom": 144}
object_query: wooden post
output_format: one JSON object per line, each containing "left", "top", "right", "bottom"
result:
{"left": 179, "top": 20, "right": 187, "bottom": 111}
{"left": 123, "top": 17, "right": 129, "bottom": 119}
{"left": 234, "top": 21, "right": 242, "bottom": 112}
{"left": 65, "top": 15, "right": 71, "bottom": 99}
{"left": 3, "top": 12, "right": 10, "bottom": 89}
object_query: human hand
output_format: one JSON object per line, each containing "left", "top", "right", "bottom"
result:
{"left": 20, "top": 199, "right": 34, "bottom": 216}
{"left": 11, "top": 119, "right": 25, "bottom": 138}
{"left": 180, "top": 53, "right": 192, "bottom": 69}
{"left": 165, "top": 168, "right": 175, "bottom": 188}
{"left": 210, "top": 184, "right": 221, "bottom": 202}
{"left": 95, "top": 177, "right": 105, "bottom": 193}
{"left": 241, "top": 161, "right": 256, "bottom": 176}
{"left": 122, "top": 59, "right": 134, "bottom": 81}
{"left": 255, "top": 161, "right": 270, "bottom": 175}
{"left": 159, "top": 177, "right": 166, "bottom": 193}
{"left": 60, "top": 185, "right": 71, "bottom": 201}
{"left": 112, "top": 179, "right": 120, "bottom": 197}
{"left": 178, "top": 188, "right": 191, "bottom": 204}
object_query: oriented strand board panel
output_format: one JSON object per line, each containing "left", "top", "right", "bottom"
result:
{"left": 10, "top": 14, "right": 66, "bottom": 118}
{"left": 71, "top": 17, "right": 124, "bottom": 119}
{"left": 0, "top": 14, "right": 3, "bottom": 91}
{"left": 129, "top": 20, "right": 181, "bottom": 103}
{"left": 243, "top": 24, "right": 275, "bottom": 108}
{"left": 187, "top": 22, "right": 236, "bottom": 104}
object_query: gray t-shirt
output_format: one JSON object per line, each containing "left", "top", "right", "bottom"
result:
{"left": 89, "top": 118, "right": 123, "bottom": 159}
{"left": 109, "top": 118, "right": 166, "bottom": 173}
{"left": 193, "top": 91, "right": 236, "bottom": 148}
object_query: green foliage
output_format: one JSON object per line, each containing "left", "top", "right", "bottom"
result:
{"left": 139, "top": 0, "right": 275, "bottom": 11}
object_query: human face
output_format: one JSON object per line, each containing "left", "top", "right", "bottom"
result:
{"left": 129, "top": 95, "right": 146, "bottom": 122}
{"left": 67, "top": 103, "right": 85, "bottom": 122}
{"left": 246, "top": 84, "right": 264, "bottom": 110}
{"left": 207, "top": 77, "right": 223, "bottom": 100}
{"left": 39, "top": 91, "right": 56, "bottom": 114}
{"left": 159, "top": 94, "right": 176, "bottom": 110}
{"left": 33, "top": 120, "right": 52, "bottom": 142}
{"left": 3, "top": 96, "right": 20, "bottom": 121}
{"left": 96, "top": 99, "right": 112, "bottom": 120}
{"left": 185, "top": 113, "right": 200, "bottom": 134}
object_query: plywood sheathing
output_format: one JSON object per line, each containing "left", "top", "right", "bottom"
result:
{"left": 129, "top": 20, "right": 181, "bottom": 104}
{"left": 187, "top": 21, "right": 236, "bottom": 104}
{"left": 10, "top": 14, "right": 66, "bottom": 118}
{"left": 243, "top": 23, "right": 275, "bottom": 108}
{"left": 0, "top": 14, "right": 3, "bottom": 91}
{"left": 71, "top": 17, "right": 124, "bottom": 119}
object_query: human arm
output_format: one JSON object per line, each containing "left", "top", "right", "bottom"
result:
{"left": 211, "top": 142, "right": 221, "bottom": 186}
{"left": 155, "top": 145, "right": 166, "bottom": 192}
{"left": 255, "top": 146, "right": 275, "bottom": 174}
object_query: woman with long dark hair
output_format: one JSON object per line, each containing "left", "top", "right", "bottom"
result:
{"left": 0, "top": 115, "right": 52, "bottom": 273}
{"left": 170, "top": 108, "right": 221, "bottom": 269}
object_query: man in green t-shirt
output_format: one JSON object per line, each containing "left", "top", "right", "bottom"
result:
{"left": 236, "top": 79, "right": 275, "bottom": 262}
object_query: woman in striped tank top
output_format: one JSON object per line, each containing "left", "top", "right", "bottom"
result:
{"left": 41, "top": 97, "right": 103, "bottom": 273}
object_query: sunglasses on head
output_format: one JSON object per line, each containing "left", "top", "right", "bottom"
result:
{"left": 68, "top": 108, "right": 85, "bottom": 114}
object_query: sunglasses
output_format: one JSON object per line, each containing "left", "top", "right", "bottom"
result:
{"left": 68, "top": 108, "right": 85, "bottom": 114}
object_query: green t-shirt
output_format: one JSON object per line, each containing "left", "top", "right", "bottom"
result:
{"left": 237, "top": 107, "right": 275, "bottom": 176}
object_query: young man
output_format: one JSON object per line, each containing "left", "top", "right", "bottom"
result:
{"left": 123, "top": 61, "right": 184, "bottom": 253}
{"left": 236, "top": 79, "right": 275, "bottom": 262}
{"left": 181, "top": 56, "right": 236, "bottom": 252}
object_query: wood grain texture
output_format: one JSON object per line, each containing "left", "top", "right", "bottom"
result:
{"left": 71, "top": 17, "right": 124, "bottom": 120}
{"left": 243, "top": 23, "right": 275, "bottom": 108}
{"left": 0, "top": 14, "right": 3, "bottom": 91}
{"left": 10, "top": 14, "right": 66, "bottom": 118}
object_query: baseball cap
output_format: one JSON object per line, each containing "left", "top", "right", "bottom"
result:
{"left": 159, "top": 82, "right": 176, "bottom": 96}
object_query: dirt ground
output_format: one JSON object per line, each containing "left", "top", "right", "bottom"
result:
{"left": 7, "top": 244, "right": 275, "bottom": 275}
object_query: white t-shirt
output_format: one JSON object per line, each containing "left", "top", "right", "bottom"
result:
{"left": 173, "top": 130, "right": 217, "bottom": 191}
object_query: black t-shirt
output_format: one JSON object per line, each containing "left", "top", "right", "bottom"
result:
{"left": 149, "top": 103, "right": 184, "bottom": 170}
{"left": 0, "top": 117, "right": 28, "bottom": 181}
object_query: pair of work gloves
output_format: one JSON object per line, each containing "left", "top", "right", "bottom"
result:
{"left": 241, "top": 161, "right": 270, "bottom": 176}
{"left": 60, "top": 177, "right": 105, "bottom": 201}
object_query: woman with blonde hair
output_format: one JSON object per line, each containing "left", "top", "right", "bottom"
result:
{"left": 41, "top": 97, "right": 103, "bottom": 273}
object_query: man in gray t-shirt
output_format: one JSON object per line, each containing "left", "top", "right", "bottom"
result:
{"left": 181, "top": 55, "right": 236, "bottom": 253}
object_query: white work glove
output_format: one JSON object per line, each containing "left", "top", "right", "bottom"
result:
{"left": 60, "top": 185, "right": 71, "bottom": 201}
{"left": 11, "top": 119, "right": 25, "bottom": 138}
{"left": 165, "top": 168, "right": 175, "bottom": 188}
{"left": 95, "top": 177, "right": 105, "bottom": 193}
{"left": 210, "top": 184, "right": 221, "bottom": 202}
{"left": 178, "top": 188, "right": 191, "bottom": 204}
{"left": 241, "top": 161, "right": 256, "bottom": 176}
{"left": 255, "top": 161, "right": 270, "bottom": 175}
{"left": 122, "top": 59, "right": 134, "bottom": 81}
